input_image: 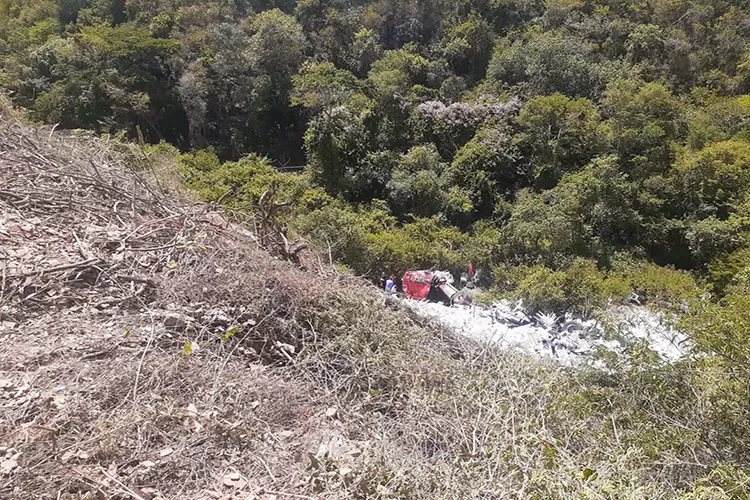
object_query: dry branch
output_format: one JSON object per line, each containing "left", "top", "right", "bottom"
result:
{"left": 8, "top": 258, "right": 101, "bottom": 279}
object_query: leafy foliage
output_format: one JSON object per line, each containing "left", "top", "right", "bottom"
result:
{"left": 179, "top": 148, "right": 306, "bottom": 209}
{"left": 6, "top": 0, "right": 750, "bottom": 493}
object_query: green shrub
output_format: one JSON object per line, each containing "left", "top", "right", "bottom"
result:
{"left": 685, "top": 216, "right": 747, "bottom": 264}
{"left": 365, "top": 218, "right": 466, "bottom": 276}
{"left": 293, "top": 201, "right": 394, "bottom": 273}
{"left": 626, "top": 262, "right": 702, "bottom": 304}
{"left": 561, "top": 258, "right": 609, "bottom": 314}
{"left": 681, "top": 299, "right": 750, "bottom": 463}
{"left": 459, "top": 223, "right": 507, "bottom": 280}
{"left": 673, "top": 140, "right": 750, "bottom": 215}
{"left": 683, "top": 462, "right": 750, "bottom": 499}
{"left": 494, "top": 258, "right": 700, "bottom": 314}
{"left": 708, "top": 246, "right": 750, "bottom": 296}
{"left": 501, "top": 259, "right": 609, "bottom": 314}
{"left": 504, "top": 265, "right": 567, "bottom": 313}
{"left": 178, "top": 148, "right": 308, "bottom": 210}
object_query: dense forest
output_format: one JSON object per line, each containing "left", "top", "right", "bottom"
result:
{"left": 4, "top": 0, "right": 750, "bottom": 301}
{"left": 4, "top": 0, "right": 750, "bottom": 294}
{"left": 6, "top": 0, "right": 750, "bottom": 494}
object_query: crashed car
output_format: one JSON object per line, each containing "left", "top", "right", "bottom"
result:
{"left": 401, "top": 269, "right": 472, "bottom": 306}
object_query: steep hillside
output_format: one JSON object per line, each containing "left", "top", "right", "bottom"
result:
{"left": 2, "top": 107, "right": 750, "bottom": 499}
{"left": 4, "top": 0, "right": 750, "bottom": 496}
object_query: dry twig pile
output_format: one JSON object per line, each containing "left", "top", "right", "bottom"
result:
{"left": 0, "top": 115, "right": 360, "bottom": 500}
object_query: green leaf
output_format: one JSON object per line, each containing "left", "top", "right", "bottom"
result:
{"left": 179, "top": 341, "right": 194, "bottom": 357}
{"left": 219, "top": 326, "right": 243, "bottom": 342}
{"left": 581, "top": 468, "right": 597, "bottom": 481}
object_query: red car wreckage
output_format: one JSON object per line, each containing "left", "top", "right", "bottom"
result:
{"left": 401, "top": 269, "right": 472, "bottom": 306}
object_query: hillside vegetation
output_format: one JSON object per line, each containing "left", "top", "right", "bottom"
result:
{"left": 0, "top": 100, "right": 750, "bottom": 500}
{"left": 3, "top": 0, "right": 750, "bottom": 497}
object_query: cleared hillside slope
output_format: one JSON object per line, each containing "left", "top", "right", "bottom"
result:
{"left": 0, "top": 105, "right": 737, "bottom": 499}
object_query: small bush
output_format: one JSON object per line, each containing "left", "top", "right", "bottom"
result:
{"left": 494, "top": 257, "right": 701, "bottom": 314}
{"left": 365, "top": 217, "right": 467, "bottom": 276}
{"left": 708, "top": 246, "right": 750, "bottom": 296}
{"left": 626, "top": 262, "right": 702, "bottom": 304}
{"left": 509, "top": 265, "right": 567, "bottom": 312}
{"left": 292, "top": 201, "right": 393, "bottom": 272}
{"left": 178, "top": 148, "right": 308, "bottom": 210}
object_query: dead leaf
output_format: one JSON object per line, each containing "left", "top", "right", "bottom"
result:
{"left": 141, "top": 487, "right": 160, "bottom": 497}
{"left": 52, "top": 394, "right": 66, "bottom": 409}
{"left": 308, "top": 453, "right": 321, "bottom": 469}
{"left": 140, "top": 461, "right": 156, "bottom": 468}
{"left": 275, "top": 342, "right": 295, "bottom": 354}
{"left": 159, "top": 447, "right": 174, "bottom": 457}
{"left": 202, "top": 212, "right": 227, "bottom": 229}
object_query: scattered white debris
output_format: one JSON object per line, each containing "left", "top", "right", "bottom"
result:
{"left": 404, "top": 299, "right": 690, "bottom": 366}
{"left": 222, "top": 471, "right": 247, "bottom": 489}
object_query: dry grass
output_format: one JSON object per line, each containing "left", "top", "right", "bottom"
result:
{"left": 0, "top": 111, "right": 737, "bottom": 500}
{"left": 0, "top": 113, "right": 349, "bottom": 499}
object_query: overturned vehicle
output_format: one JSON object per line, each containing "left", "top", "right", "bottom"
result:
{"left": 401, "top": 269, "right": 473, "bottom": 306}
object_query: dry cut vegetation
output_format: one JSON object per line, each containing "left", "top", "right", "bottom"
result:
{"left": 0, "top": 108, "right": 747, "bottom": 500}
